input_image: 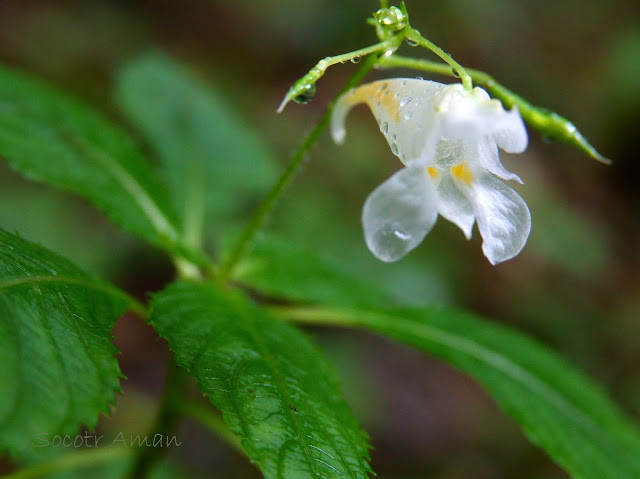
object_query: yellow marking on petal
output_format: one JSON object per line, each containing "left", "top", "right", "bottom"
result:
{"left": 426, "top": 166, "right": 439, "bottom": 178}
{"left": 347, "top": 82, "right": 401, "bottom": 123}
{"left": 451, "top": 161, "right": 473, "bottom": 185}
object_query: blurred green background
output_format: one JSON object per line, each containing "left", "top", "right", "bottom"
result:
{"left": 0, "top": 0, "right": 639, "bottom": 478}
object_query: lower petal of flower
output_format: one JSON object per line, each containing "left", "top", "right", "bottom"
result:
{"left": 465, "top": 173, "right": 531, "bottom": 265}
{"left": 472, "top": 138, "right": 523, "bottom": 184}
{"left": 436, "top": 174, "right": 475, "bottom": 239}
{"left": 362, "top": 165, "right": 439, "bottom": 262}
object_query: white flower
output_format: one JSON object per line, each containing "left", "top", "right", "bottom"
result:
{"left": 331, "top": 79, "right": 531, "bottom": 265}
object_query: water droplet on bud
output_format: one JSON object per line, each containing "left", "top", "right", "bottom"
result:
{"left": 293, "top": 83, "right": 316, "bottom": 104}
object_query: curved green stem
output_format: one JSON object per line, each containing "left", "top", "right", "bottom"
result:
{"left": 4, "top": 447, "right": 130, "bottom": 479}
{"left": 277, "top": 40, "right": 397, "bottom": 113}
{"left": 377, "top": 55, "right": 611, "bottom": 164}
{"left": 219, "top": 53, "right": 383, "bottom": 282}
{"left": 404, "top": 29, "right": 472, "bottom": 90}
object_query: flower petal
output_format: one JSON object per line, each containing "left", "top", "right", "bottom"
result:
{"left": 429, "top": 138, "right": 475, "bottom": 237}
{"left": 362, "top": 165, "right": 438, "bottom": 262}
{"left": 331, "top": 79, "right": 446, "bottom": 165}
{"left": 461, "top": 173, "right": 531, "bottom": 264}
{"left": 437, "top": 85, "right": 528, "bottom": 155}
{"left": 493, "top": 107, "right": 528, "bottom": 153}
{"left": 435, "top": 174, "right": 475, "bottom": 239}
{"left": 473, "top": 138, "right": 523, "bottom": 184}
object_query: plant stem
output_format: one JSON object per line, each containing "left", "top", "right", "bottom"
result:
{"left": 404, "top": 29, "right": 472, "bottom": 90}
{"left": 377, "top": 55, "right": 611, "bottom": 164}
{"left": 268, "top": 305, "right": 357, "bottom": 328}
{"left": 125, "top": 360, "right": 187, "bottom": 479}
{"left": 277, "top": 40, "right": 396, "bottom": 113}
{"left": 219, "top": 53, "right": 382, "bottom": 282}
{"left": 4, "top": 447, "right": 130, "bottom": 479}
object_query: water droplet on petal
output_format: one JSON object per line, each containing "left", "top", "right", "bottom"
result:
{"left": 416, "top": 76, "right": 424, "bottom": 81}
{"left": 394, "top": 229, "right": 411, "bottom": 241}
{"left": 399, "top": 97, "right": 412, "bottom": 108}
{"left": 293, "top": 83, "right": 316, "bottom": 104}
{"left": 381, "top": 122, "right": 389, "bottom": 134}
{"left": 391, "top": 142, "right": 399, "bottom": 155}
{"left": 403, "top": 111, "right": 413, "bottom": 120}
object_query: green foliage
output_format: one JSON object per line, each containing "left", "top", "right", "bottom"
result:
{"left": 0, "top": 65, "right": 181, "bottom": 251}
{"left": 0, "top": 229, "right": 132, "bottom": 458}
{"left": 115, "top": 54, "right": 277, "bottom": 247}
{"left": 228, "top": 232, "right": 396, "bottom": 307}
{"left": 0, "top": 7, "right": 635, "bottom": 477}
{"left": 313, "top": 306, "right": 640, "bottom": 479}
{"left": 149, "top": 281, "right": 372, "bottom": 479}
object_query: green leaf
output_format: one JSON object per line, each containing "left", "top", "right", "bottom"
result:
{"left": 115, "top": 54, "right": 277, "bottom": 247}
{"left": 0, "top": 228, "right": 132, "bottom": 459}
{"left": 0, "top": 64, "right": 182, "bottom": 251}
{"left": 228, "top": 232, "right": 397, "bottom": 308}
{"left": 284, "top": 306, "right": 640, "bottom": 479}
{"left": 149, "top": 281, "right": 372, "bottom": 479}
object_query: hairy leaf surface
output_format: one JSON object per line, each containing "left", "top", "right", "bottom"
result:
{"left": 0, "top": 229, "right": 131, "bottom": 458}
{"left": 150, "top": 281, "right": 371, "bottom": 479}
{"left": 294, "top": 306, "right": 640, "bottom": 479}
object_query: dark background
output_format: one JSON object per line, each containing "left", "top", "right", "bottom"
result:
{"left": 0, "top": 1, "right": 639, "bottom": 477}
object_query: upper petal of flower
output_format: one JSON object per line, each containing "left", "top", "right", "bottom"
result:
{"left": 331, "top": 79, "right": 446, "bottom": 165}
{"left": 453, "top": 171, "right": 531, "bottom": 264}
{"left": 437, "top": 85, "right": 528, "bottom": 154}
{"left": 362, "top": 165, "right": 439, "bottom": 262}
{"left": 492, "top": 107, "right": 528, "bottom": 153}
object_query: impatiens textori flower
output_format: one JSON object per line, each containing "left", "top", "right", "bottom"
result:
{"left": 331, "top": 78, "right": 531, "bottom": 265}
